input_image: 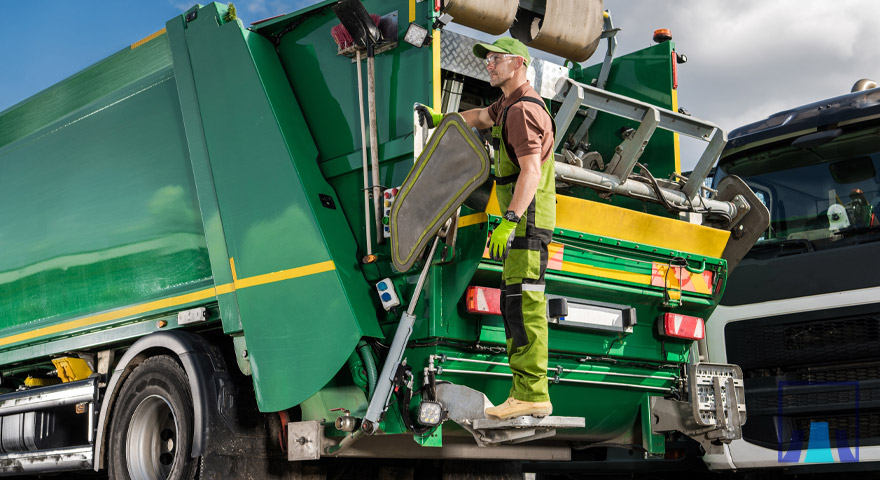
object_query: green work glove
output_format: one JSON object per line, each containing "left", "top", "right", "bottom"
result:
{"left": 415, "top": 103, "right": 443, "bottom": 128}
{"left": 488, "top": 219, "right": 517, "bottom": 261}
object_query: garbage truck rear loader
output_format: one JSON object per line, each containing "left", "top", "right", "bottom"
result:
{"left": 0, "top": 1, "right": 767, "bottom": 477}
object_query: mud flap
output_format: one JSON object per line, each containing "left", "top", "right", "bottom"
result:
{"left": 391, "top": 113, "right": 490, "bottom": 272}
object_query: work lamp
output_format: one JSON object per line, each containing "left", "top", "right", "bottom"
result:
{"left": 404, "top": 22, "right": 430, "bottom": 48}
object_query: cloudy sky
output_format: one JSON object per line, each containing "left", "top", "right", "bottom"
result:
{"left": 2, "top": 1, "right": 877, "bottom": 169}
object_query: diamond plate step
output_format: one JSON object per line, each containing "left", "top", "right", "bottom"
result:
{"left": 473, "top": 415, "right": 585, "bottom": 430}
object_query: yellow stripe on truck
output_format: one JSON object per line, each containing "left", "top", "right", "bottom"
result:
{"left": 131, "top": 28, "right": 167, "bottom": 49}
{"left": 458, "top": 212, "right": 488, "bottom": 228}
{"left": 433, "top": 28, "right": 441, "bottom": 110}
{"left": 486, "top": 184, "right": 729, "bottom": 258}
{"left": 0, "top": 259, "right": 337, "bottom": 347}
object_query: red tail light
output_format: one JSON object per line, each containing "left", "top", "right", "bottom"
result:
{"left": 466, "top": 286, "right": 501, "bottom": 315}
{"left": 659, "top": 313, "right": 704, "bottom": 340}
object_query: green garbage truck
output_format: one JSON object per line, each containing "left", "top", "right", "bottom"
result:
{"left": 0, "top": 1, "right": 768, "bottom": 477}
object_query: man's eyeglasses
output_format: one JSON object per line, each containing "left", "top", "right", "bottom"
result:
{"left": 484, "top": 54, "right": 518, "bottom": 67}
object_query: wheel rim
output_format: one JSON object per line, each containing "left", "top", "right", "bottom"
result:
{"left": 126, "top": 394, "right": 179, "bottom": 480}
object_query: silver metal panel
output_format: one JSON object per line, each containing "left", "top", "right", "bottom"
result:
{"left": 177, "top": 307, "right": 207, "bottom": 325}
{"left": 473, "top": 415, "right": 585, "bottom": 430}
{"left": 0, "top": 446, "right": 93, "bottom": 475}
{"left": 1, "top": 416, "right": 23, "bottom": 453}
{"left": 435, "top": 383, "right": 492, "bottom": 424}
{"left": 0, "top": 379, "right": 97, "bottom": 417}
{"left": 441, "top": 31, "right": 570, "bottom": 100}
{"left": 287, "top": 420, "right": 322, "bottom": 461}
{"left": 530, "top": 57, "right": 572, "bottom": 100}
{"left": 442, "top": 31, "right": 490, "bottom": 83}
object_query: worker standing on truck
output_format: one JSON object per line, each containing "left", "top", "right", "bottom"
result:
{"left": 418, "top": 37, "right": 556, "bottom": 419}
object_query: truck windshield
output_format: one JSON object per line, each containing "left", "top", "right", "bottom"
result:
{"left": 716, "top": 129, "right": 880, "bottom": 255}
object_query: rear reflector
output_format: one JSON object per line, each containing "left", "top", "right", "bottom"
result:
{"left": 659, "top": 313, "right": 704, "bottom": 340}
{"left": 466, "top": 286, "right": 501, "bottom": 315}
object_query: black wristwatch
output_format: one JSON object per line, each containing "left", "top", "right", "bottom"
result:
{"left": 503, "top": 210, "right": 521, "bottom": 224}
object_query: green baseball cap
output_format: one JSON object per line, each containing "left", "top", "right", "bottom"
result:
{"left": 473, "top": 37, "right": 530, "bottom": 66}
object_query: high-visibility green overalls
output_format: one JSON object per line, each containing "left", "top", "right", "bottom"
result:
{"left": 492, "top": 96, "right": 556, "bottom": 402}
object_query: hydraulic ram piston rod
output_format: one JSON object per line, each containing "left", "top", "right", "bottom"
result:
{"left": 554, "top": 161, "right": 738, "bottom": 218}
{"left": 361, "top": 237, "right": 441, "bottom": 434}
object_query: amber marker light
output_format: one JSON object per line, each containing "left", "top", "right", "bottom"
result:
{"left": 653, "top": 28, "right": 672, "bottom": 43}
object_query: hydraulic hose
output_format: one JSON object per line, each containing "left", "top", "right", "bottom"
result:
{"left": 358, "top": 340, "right": 378, "bottom": 400}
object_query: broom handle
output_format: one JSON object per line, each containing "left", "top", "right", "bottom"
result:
{"left": 356, "top": 49, "right": 372, "bottom": 256}
{"left": 367, "top": 41, "right": 384, "bottom": 245}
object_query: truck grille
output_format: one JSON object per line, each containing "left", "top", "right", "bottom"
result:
{"left": 794, "top": 364, "right": 880, "bottom": 383}
{"left": 726, "top": 315, "right": 880, "bottom": 370}
{"left": 725, "top": 309, "right": 880, "bottom": 450}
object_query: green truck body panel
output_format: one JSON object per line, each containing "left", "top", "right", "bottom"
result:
{"left": 569, "top": 42, "right": 680, "bottom": 217}
{"left": 0, "top": 0, "right": 731, "bottom": 452}
{"left": 0, "top": 46, "right": 211, "bottom": 347}
{"left": 166, "top": 4, "right": 383, "bottom": 410}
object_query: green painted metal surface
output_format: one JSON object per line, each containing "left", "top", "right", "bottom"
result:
{"left": 0, "top": 54, "right": 211, "bottom": 343}
{"left": 0, "top": 35, "right": 173, "bottom": 149}
{"left": 167, "top": 3, "right": 382, "bottom": 411}
{"left": 264, "top": 0, "right": 433, "bottom": 261}
{"left": 0, "top": 2, "right": 386, "bottom": 413}
{"left": 567, "top": 42, "right": 680, "bottom": 216}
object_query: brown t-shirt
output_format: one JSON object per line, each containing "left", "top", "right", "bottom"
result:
{"left": 487, "top": 82, "right": 554, "bottom": 166}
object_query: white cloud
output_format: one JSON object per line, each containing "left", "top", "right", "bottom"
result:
{"left": 236, "top": 0, "right": 304, "bottom": 18}
{"left": 246, "top": 0, "right": 268, "bottom": 15}
{"left": 604, "top": 0, "right": 880, "bottom": 170}
{"left": 168, "top": 0, "right": 192, "bottom": 12}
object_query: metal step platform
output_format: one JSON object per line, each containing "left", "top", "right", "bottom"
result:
{"left": 435, "top": 383, "right": 585, "bottom": 446}
{"left": 471, "top": 415, "right": 585, "bottom": 446}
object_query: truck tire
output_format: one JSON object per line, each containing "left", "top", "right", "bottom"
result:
{"left": 108, "top": 355, "right": 199, "bottom": 480}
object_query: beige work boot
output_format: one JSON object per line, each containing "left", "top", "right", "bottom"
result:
{"left": 485, "top": 397, "right": 553, "bottom": 419}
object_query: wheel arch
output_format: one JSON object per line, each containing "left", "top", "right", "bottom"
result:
{"left": 93, "top": 330, "right": 230, "bottom": 471}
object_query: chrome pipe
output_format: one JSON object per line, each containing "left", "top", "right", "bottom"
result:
{"left": 0, "top": 379, "right": 97, "bottom": 416}
{"left": 437, "top": 368, "right": 673, "bottom": 393}
{"left": 356, "top": 49, "right": 372, "bottom": 256}
{"left": 554, "top": 161, "right": 738, "bottom": 218}
{"left": 440, "top": 355, "right": 676, "bottom": 381}
{"left": 324, "top": 429, "right": 364, "bottom": 456}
